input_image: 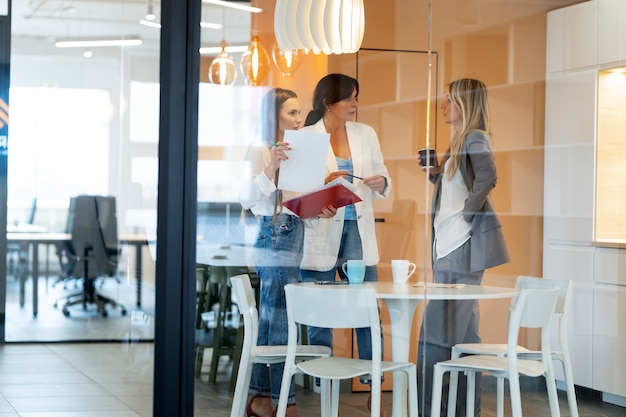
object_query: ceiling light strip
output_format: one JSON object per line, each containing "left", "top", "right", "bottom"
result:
{"left": 55, "top": 38, "right": 143, "bottom": 48}
{"left": 202, "top": 0, "right": 262, "bottom": 14}
{"left": 200, "top": 45, "right": 249, "bottom": 54}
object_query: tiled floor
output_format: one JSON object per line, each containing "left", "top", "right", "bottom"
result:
{"left": 0, "top": 343, "right": 624, "bottom": 417}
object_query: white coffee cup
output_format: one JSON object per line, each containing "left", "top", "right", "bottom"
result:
{"left": 391, "top": 259, "right": 416, "bottom": 284}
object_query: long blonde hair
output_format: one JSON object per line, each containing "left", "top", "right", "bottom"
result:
{"left": 439, "top": 78, "right": 493, "bottom": 178}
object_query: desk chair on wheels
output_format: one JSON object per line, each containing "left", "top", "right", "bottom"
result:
{"left": 53, "top": 195, "right": 127, "bottom": 317}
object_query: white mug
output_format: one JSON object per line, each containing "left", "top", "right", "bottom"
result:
{"left": 391, "top": 259, "right": 416, "bottom": 284}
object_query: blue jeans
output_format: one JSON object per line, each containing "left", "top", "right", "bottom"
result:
{"left": 249, "top": 214, "right": 303, "bottom": 406}
{"left": 299, "top": 220, "right": 383, "bottom": 384}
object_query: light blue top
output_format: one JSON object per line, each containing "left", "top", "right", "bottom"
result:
{"left": 336, "top": 156, "right": 357, "bottom": 220}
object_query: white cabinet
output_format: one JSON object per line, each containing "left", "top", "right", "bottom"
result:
{"left": 592, "top": 284, "right": 626, "bottom": 398}
{"left": 598, "top": 0, "right": 626, "bottom": 65}
{"left": 546, "top": 1, "right": 597, "bottom": 74}
{"left": 545, "top": 0, "right": 626, "bottom": 404}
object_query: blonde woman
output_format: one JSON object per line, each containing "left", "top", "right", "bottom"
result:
{"left": 419, "top": 78, "right": 510, "bottom": 417}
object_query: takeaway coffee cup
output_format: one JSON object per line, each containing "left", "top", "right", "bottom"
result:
{"left": 342, "top": 259, "right": 366, "bottom": 284}
{"left": 391, "top": 259, "right": 417, "bottom": 284}
{"left": 418, "top": 148, "right": 436, "bottom": 169}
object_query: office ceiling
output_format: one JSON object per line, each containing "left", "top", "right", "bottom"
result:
{"left": 10, "top": 0, "right": 253, "bottom": 55}
{"left": 10, "top": 0, "right": 586, "bottom": 57}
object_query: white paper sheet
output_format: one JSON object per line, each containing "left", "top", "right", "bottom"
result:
{"left": 277, "top": 130, "right": 330, "bottom": 192}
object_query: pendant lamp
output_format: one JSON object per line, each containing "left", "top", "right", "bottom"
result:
{"left": 274, "top": 0, "right": 364, "bottom": 55}
{"left": 240, "top": 34, "right": 270, "bottom": 86}
{"left": 208, "top": 9, "right": 237, "bottom": 85}
{"left": 208, "top": 40, "right": 237, "bottom": 85}
{"left": 272, "top": 44, "right": 302, "bottom": 77}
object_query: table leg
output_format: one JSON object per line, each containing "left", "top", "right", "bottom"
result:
{"left": 134, "top": 243, "right": 142, "bottom": 308}
{"left": 381, "top": 298, "right": 420, "bottom": 417}
{"left": 32, "top": 243, "right": 39, "bottom": 317}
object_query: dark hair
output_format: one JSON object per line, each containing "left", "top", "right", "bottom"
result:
{"left": 304, "top": 73, "right": 359, "bottom": 126}
{"left": 260, "top": 88, "right": 298, "bottom": 147}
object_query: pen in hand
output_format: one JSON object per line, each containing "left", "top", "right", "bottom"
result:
{"left": 347, "top": 174, "right": 363, "bottom": 180}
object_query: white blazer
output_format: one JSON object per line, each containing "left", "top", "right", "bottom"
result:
{"left": 300, "top": 119, "right": 391, "bottom": 271}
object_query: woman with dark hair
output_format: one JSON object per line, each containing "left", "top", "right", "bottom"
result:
{"left": 418, "top": 78, "right": 510, "bottom": 417}
{"left": 299, "top": 73, "right": 391, "bottom": 416}
{"left": 239, "top": 88, "right": 314, "bottom": 417}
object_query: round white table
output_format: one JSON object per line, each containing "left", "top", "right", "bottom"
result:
{"left": 294, "top": 281, "right": 519, "bottom": 417}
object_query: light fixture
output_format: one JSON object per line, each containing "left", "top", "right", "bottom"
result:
{"left": 202, "top": 0, "right": 262, "bottom": 14}
{"left": 274, "top": 0, "right": 365, "bottom": 55}
{"left": 240, "top": 34, "right": 270, "bottom": 86}
{"left": 83, "top": 49, "right": 93, "bottom": 58}
{"left": 55, "top": 37, "right": 143, "bottom": 48}
{"left": 208, "top": 8, "right": 237, "bottom": 86}
{"left": 200, "top": 45, "right": 248, "bottom": 54}
{"left": 200, "top": 22, "right": 223, "bottom": 30}
{"left": 208, "top": 41, "right": 238, "bottom": 85}
{"left": 145, "top": 0, "right": 156, "bottom": 21}
{"left": 140, "top": 20, "right": 221, "bottom": 30}
{"left": 272, "top": 44, "right": 302, "bottom": 77}
{"left": 139, "top": 19, "right": 161, "bottom": 28}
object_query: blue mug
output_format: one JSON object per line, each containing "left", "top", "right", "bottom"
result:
{"left": 342, "top": 259, "right": 366, "bottom": 284}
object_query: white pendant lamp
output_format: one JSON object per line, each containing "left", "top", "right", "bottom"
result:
{"left": 274, "top": 0, "right": 364, "bottom": 55}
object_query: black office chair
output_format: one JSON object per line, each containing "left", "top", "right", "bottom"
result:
{"left": 53, "top": 195, "right": 127, "bottom": 317}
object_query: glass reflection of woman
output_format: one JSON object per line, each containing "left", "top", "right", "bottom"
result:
{"left": 239, "top": 88, "right": 303, "bottom": 417}
{"left": 418, "top": 78, "right": 510, "bottom": 417}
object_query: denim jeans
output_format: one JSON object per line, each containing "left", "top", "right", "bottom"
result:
{"left": 299, "top": 220, "right": 383, "bottom": 384}
{"left": 249, "top": 214, "right": 303, "bottom": 405}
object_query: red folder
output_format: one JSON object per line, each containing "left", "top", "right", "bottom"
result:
{"left": 282, "top": 183, "right": 362, "bottom": 219}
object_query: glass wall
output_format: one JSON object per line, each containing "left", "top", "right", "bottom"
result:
{"left": 2, "top": 0, "right": 625, "bottom": 415}
{"left": 6, "top": 2, "right": 159, "bottom": 341}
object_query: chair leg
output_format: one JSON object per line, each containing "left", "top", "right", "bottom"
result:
{"left": 544, "top": 362, "right": 562, "bottom": 417}
{"left": 431, "top": 364, "right": 445, "bottom": 417}
{"left": 466, "top": 371, "right": 476, "bottom": 417}
{"left": 558, "top": 352, "right": 579, "bottom": 417}
{"left": 508, "top": 373, "right": 523, "bottom": 417}
{"left": 447, "top": 370, "right": 459, "bottom": 417}
{"left": 496, "top": 376, "right": 505, "bottom": 417}
{"left": 229, "top": 324, "right": 245, "bottom": 392}
{"left": 276, "top": 360, "right": 296, "bottom": 417}
{"left": 230, "top": 361, "right": 253, "bottom": 417}
{"left": 195, "top": 346, "right": 204, "bottom": 377}
{"left": 370, "top": 376, "right": 381, "bottom": 417}
{"left": 406, "top": 367, "right": 419, "bottom": 417}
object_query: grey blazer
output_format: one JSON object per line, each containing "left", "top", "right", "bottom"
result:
{"left": 431, "top": 131, "right": 510, "bottom": 272}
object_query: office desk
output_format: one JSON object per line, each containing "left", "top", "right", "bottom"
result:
{"left": 6, "top": 232, "right": 150, "bottom": 317}
{"left": 291, "top": 282, "right": 519, "bottom": 417}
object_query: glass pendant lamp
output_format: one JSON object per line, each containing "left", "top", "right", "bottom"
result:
{"left": 208, "top": 40, "right": 237, "bottom": 85}
{"left": 272, "top": 44, "right": 302, "bottom": 77}
{"left": 240, "top": 34, "right": 270, "bottom": 86}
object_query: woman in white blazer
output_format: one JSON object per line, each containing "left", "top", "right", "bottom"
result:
{"left": 299, "top": 73, "right": 391, "bottom": 416}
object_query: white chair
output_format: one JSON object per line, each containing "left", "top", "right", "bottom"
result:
{"left": 229, "top": 274, "right": 331, "bottom": 417}
{"left": 451, "top": 276, "right": 577, "bottom": 417}
{"left": 276, "top": 284, "right": 418, "bottom": 417}
{"left": 431, "top": 287, "right": 561, "bottom": 417}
